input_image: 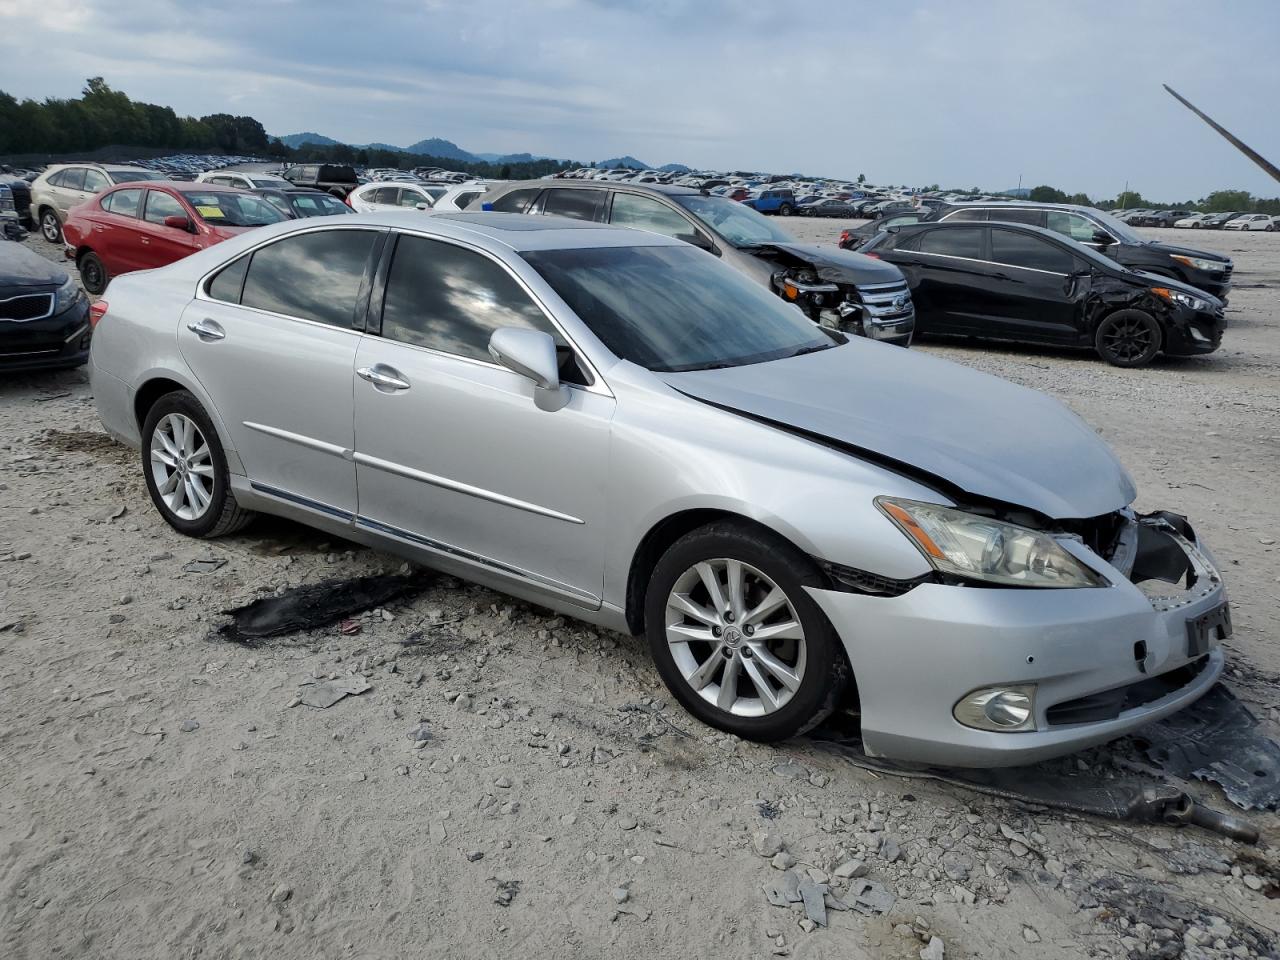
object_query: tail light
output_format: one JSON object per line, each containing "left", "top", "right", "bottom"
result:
{"left": 89, "top": 300, "right": 108, "bottom": 328}
{"left": 344, "top": 192, "right": 353, "bottom": 207}
{"left": 839, "top": 230, "right": 851, "bottom": 245}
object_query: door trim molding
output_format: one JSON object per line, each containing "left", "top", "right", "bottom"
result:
{"left": 243, "top": 421, "right": 354, "bottom": 460}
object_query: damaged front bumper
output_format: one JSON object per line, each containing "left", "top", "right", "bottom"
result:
{"left": 773, "top": 273, "right": 915, "bottom": 347}
{"left": 807, "top": 513, "right": 1229, "bottom": 767}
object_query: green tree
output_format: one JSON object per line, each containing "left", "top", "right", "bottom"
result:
{"left": 1028, "top": 184, "right": 1069, "bottom": 203}
{"left": 1200, "top": 189, "right": 1253, "bottom": 212}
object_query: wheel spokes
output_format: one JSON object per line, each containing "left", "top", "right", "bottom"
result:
{"left": 695, "top": 561, "right": 729, "bottom": 619}
{"left": 750, "top": 646, "right": 802, "bottom": 692}
{"left": 741, "top": 656, "right": 780, "bottom": 711}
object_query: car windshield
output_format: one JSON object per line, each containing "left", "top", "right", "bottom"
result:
{"left": 184, "top": 191, "right": 287, "bottom": 227}
{"left": 521, "top": 244, "right": 838, "bottom": 372}
{"left": 1083, "top": 207, "right": 1144, "bottom": 244}
{"left": 109, "top": 170, "right": 165, "bottom": 183}
{"left": 672, "top": 194, "right": 794, "bottom": 247}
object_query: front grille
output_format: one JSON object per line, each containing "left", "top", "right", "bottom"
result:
{"left": 7, "top": 182, "right": 30, "bottom": 218}
{"left": 0, "top": 292, "right": 54, "bottom": 322}
{"left": 1046, "top": 656, "right": 1210, "bottom": 726}
{"left": 855, "top": 280, "right": 913, "bottom": 320}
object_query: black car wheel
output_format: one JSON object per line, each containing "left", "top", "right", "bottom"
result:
{"left": 141, "top": 390, "right": 254, "bottom": 538}
{"left": 645, "top": 520, "right": 849, "bottom": 742}
{"left": 1095, "top": 309, "right": 1162, "bottom": 368}
{"left": 78, "top": 252, "right": 108, "bottom": 295}
{"left": 40, "top": 209, "right": 62, "bottom": 243}
{"left": 778, "top": 203, "right": 793, "bottom": 216}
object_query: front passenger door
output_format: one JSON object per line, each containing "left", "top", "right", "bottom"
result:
{"left": 352, "top": 232, "right": 614, "bottom": 605}
{"left": 984, "top": 228, "right": 1084, "bottom": 343}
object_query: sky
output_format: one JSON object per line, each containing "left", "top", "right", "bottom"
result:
{"left": 1, "top": 0, "right": 1278, "bottom": 199}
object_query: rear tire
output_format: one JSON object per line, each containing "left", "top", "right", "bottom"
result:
{"left": 141, "top": 390, "right": 254, "bottom": 538}
{"left": 1095, "top": 309, "right": 1162, "bottom": 368}
{"left": 78, "top": 251, "right": 108, "bottom": 295}
{"left": 778, "top": 203, "right": 793, "bottom": 216}
{"left": 40, "top": 208, "right": 62, "bottom": 243}
{"left": 645, "top": 521, "right": 848, "bottom": 742}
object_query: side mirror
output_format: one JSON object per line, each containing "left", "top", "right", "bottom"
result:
{"left": 415, "top": 202, "right": 430, "bottom": 211}
{"left": 488, "top": 328, "right": 566, "bottom": 410}
{"left": 164, "top": 215, "right": 193, "bottom": 232}
{"left": 681, "top": 231, "right": 714, "bottom": 252}
{"left": 1091, "top": 230, "right": 1112, "bottom": 246}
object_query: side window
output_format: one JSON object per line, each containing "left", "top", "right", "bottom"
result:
{"left": 380, "top": 235, "right": 565, "bottom": 364}
{"left": 609, "top": 193, "right": 701, "bottom": 243}
{"left": 917, "top": 227, "right": 985, "bottom": 259}
{"left": 489, "top": 188, "right": 538, "bottom": 213}
{"left": 990, "top": 229, "right": 1074, "bottom": 273}
{"left": 303, "top": 166, "right": 319, "bottom": 180}
{"left": 541, "top": 189, "right": 606, "bottom": 222}
{"left": 943, "top": 208, "right": 986, "bottom": 223}
{"left": 102, "top": 189, "right": 142, "bottom": 217}
{"left": 1046, "top": 211, "right": 1102, "bottom": 243}
{"left": 144, "top": 191, "right": 186, "bottom": 225}
{"left": 372, "top": 187, "right": 398, "bottom": 205}
{"left": 47, "top": 170, "right": 69, "bottom": 188}
{"left": 207, "top": 255, "right": 250, "bottom": 303}
{"left": 61, "top": 168, "right": 88, "bottom": 191}
{"left": 987, "top": 208, "right": 1042, "bottom": 226}
{"left": 241, "top": 230, "right": 379, "bottom": 327}
{"left": 455, "top": 191, "right": 481, "bottom": 210}
{"left": 83, "top": 170, "right": 111, "bottom": 193}
{"left": 399, "top": 189, "right": 425, "bottom": 208}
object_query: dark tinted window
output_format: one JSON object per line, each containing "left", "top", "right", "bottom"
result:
{"left": 371, "top": 187, "right": 398, "bottom": 204}
{"left": 986, "top": 208, "right": 1042, "bottom": 226}
{"left": 208, "top": 256, "right": 249, "bottom": 303}
{"left": 990, "top": 229, "right": 1074, "bottom": 273}
{"left": 944, "top": 208, "right": 985, "bottom": 222}
{"left": 102, "top": 188, "right": 142, "bottom": 217}
{"left": 47, "top": 170, "right": 70, "bottom": 188}
{"left": 241, "top": 230, "right": 379, "bottom": 327}
{"left": 454, "top": 191, "right": 481, "bottom": 209}
{"left": 380, "top": 234, "right": 562, "bottom": 361}
{"left": 107, "top": 170, "right": 164, "bottom": 183}
{"left": 144, "top": 190, "right": 186, "bottom": 224}
{"left": 918, "top": 227, "right": 985, "bottom": 259}
{"left": 489, "top": 188, "right": 538, "bottom": 213}
{"left": 541, "top": 189, "right": 605, "bottom": 221}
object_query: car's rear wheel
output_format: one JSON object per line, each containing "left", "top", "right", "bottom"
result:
{"left": 645, "top": 521, "right": 848, "bottom": 742}
{"left": 1096, "top": 309, "right": 1162, "bottom": 367}
{"left": 778, "top": 203, "right": 793, "bottom": 216}
{"left": 78, "top": 251, "right": 108, "bottom": 295}
{"left": 141, "top": 391, "right": 254, "bottom": 538}
{"left": 40, "top": 209, "right": 62, "bottom": 243}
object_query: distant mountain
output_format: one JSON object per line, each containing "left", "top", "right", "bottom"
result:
{"left": 275, "top": 132, "right": 341, "bottom": 148}
{"left": 659, "top": 162, "right": 691, "bottom": 173}
{"left": 474, "top": 152, "right": 560, "bottom": 164}
{"left": 402, "top": 138, "right": 475, "bottom": 161}
{"left": 596, "top": 156, "right": 648, "bottom": 170}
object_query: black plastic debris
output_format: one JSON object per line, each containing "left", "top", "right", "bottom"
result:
{"left": 184, "top": 558, "right": 227, "bottom": 574}
{"left": 216, "top": 574, "right": 427, "bottom": 644}
{"left": 1137, "top": 684, "right": 1280, "bottom": 812}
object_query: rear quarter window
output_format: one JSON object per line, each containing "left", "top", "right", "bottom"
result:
{"left": 489, "top": 188, "right": 539, "bottom": 213}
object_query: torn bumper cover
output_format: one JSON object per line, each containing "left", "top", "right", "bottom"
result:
{"left": 807, "top": 513, "right": 1229, "bottom": 767}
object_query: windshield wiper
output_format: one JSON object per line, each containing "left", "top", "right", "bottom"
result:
{"left": 782, "top": 342, "right": 835, "bottom": 360}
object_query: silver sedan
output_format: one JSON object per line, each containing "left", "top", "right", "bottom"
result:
{"left": 89, "top": 211, "right": 1229, "bottom": 766}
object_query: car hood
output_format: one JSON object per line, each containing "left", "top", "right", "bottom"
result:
{"left": 751, "top": 241, "right": 904, "bottom": 285}
{"left": 662, "top": 341, "right": 1136, "bottom": 520}
{"left": 1142, "top": 240, "right": 1231, "bottom": 264}
{"left": 0, "top": 242, "right": 69, "bottom": 288}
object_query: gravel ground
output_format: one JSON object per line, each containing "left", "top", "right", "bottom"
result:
{"left": 1, "top": 222, "right": 1278, "bottom": 960}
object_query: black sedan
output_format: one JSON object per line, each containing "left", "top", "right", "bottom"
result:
{"left": 251, "top": 187, "right": 354, "bottom": 219}
{"left": 858, "top": 222, "right": 1225, "bottom": 367}
{"left": 798, "top": 198, "right": 863, "bottom": 217}
{"left": 838, "top": 211, "right": 930, "bottom": 248}
{"left": 0, "top": 241, "right": 92, "bottom": 372}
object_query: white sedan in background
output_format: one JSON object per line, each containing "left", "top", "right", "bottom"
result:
{"left": 347, "top": 181, "right": 447, "bottom": 213}
{"left": 1223, "top": 213, "right": 1276, "bottom": 231}
{"left": 1173, "top": 213, "right": 1210, "bottom": 229}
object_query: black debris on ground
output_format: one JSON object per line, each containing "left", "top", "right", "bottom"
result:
{"left": 215, "top": 574, "right": 428, "bottom": 644}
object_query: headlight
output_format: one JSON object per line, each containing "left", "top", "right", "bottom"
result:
{"left": 52, "top": 276, "right": 84, "bottom": 313}
{"left": 1170, "top": 254, "right": 1227, "bottom": 273}
{"left": 1151, "top": 287, "right": 1209, "bottom": 311}
{"left": 876, "top": 497, "right": 1106, "bottom": 588}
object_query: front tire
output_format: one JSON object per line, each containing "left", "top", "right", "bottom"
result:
{"left": 778, "top": 203, "right": 793, "bottom": 216}
{"left": 1096, "top": 309, "right": 1162, "bottom": 367}
{"left": 78, "top": 251, "right": 108, "bottom": 295}
{"left": 141, "top": 391, "right": 254, "bottom": 538}
{"left": 40, "top": 209, "right": 62, "bottom": 243}
{"left": 645, "top": 521, "right": 848, "bottom": 742}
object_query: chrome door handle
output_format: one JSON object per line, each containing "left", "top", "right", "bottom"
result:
{"left": 140, "top": 237, "right": 150, "bottom": 244}
{"left": 357, "top": 364, "right": 411, "bottom": 392}
{"left": 186, "top": 318, "right": 225, "bottom": 341}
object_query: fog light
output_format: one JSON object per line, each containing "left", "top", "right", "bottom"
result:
{"left": 954, "top": 685, "right": 1036, "bottom": 732}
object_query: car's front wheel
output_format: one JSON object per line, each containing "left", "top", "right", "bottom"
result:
{"left": 78, "top": 251, "right": 108, "bottom": 295}
{"left": 1095, "top": 309, "right": 1162, "bottom": 367}
{"left": 40, "top": 209, "right": 62, "bottom": 243}
{"left": 141, "top": 390, "right": 254, "bottom": 538}
{"left": 778, "top": 203, "right": 793, "bottom": 216}
{"left": 645, "top": 521, "right": 848, "bottom": 742}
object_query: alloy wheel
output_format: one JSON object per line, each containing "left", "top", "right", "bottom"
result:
{"left": 41, "top": 212, "right": 59, "bottom": 242}
{"left": 1101, "top": 316, "right": 1154, "bottom": 363}
{"left": 664, "top": 558, "right": 807, "bottom": 717}
{"left": 80, "top": 258, "right": 103, "bottom": 292}
{"left": 149, "top": 413, "right": 215, "bottom": 521}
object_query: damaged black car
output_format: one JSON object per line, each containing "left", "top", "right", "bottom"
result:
{"left": 482, "top": 181, "right": 915, "bottom": 346}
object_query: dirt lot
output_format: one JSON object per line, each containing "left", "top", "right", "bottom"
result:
{"left": 2, "top": 222, "right": 1278, "bottom": 960}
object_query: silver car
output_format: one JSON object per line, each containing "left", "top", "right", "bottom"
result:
{"left": 89, "top": 212, "right": 1229, "bottom": 766}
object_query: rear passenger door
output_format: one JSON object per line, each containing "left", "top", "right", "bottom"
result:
{"left": 96, "top": 188, "right": 145, "bottom": 273}
{"left": 897, "top": 226, "right": 993, "bottom": 334}
{"left": 179, "top": 227, "right": 386, "bottom": 518}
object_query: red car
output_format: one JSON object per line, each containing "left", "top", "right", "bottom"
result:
{"left": 61, "top": 181, "right": 286, "bottom": 294}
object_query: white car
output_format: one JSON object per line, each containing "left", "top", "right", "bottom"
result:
{"left": 1173, "top": 213, "right": 1210, "bottom": 229}
{"left": 347, "top": 181, "right": 447, "bottom": 213}
{"left": 1223, "top": 213, "right": 1276, "bottom": 232}
{"left": 197, "top": 171, "right": 292, "bottom": 191}
{"left": 430, "top": 182, "right": 507, "bottom": 213}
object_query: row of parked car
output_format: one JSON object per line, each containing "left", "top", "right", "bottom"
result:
{"left": 1115, "top": 208, "right": 1278, "bottom": 230}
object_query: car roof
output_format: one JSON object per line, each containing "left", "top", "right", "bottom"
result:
{"left": 891, "top": 219, "right": 1090, "bottom": 246}
{"left": 428, "top": 211, "right": 684, "bottom": 250}
{"left": 496, "top": 179, "right": 702, "bottom": 198}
